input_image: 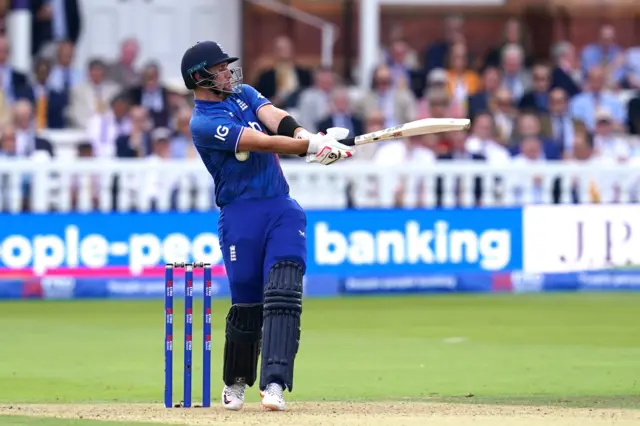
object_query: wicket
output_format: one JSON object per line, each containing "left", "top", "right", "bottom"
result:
{"left": 164, "top": 262, "right": 212, "bottom": 408}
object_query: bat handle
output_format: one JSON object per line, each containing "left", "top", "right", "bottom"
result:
{"left": 338, "top": 137, "right": 356, "bottom": 147}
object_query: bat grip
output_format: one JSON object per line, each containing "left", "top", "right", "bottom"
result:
{"left": 338, "top": 137, "right": 356, "bottom": 147}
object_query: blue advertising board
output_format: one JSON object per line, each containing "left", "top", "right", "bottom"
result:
{"left": 0, "top": 208, "right": 523, "bottom": 278}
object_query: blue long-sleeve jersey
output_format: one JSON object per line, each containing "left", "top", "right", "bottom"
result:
{"left": 190, "top": 84, "right": 290, "bottom": 207}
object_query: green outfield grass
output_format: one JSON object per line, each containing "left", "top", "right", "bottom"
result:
{"left": 0, "top": 293, "right": 638, "bottom": 424}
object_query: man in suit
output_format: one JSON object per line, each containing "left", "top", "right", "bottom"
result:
{"left": 467, "top": 66, "right": 502, "bottom": 119}
{"left": 538, "top": 88, "right": 586, "bottom": 156}
{"left": 628, "top": 91, "right": 640, "bottom": 135}
{"left": 550, "top": 41, "right": 582, "bottom": 99}
{"left": 128, "top": 61, "right": 170, "bottom": 128}
{"left": 519, "top": 63, "right": 551, "bottom": 113}
{"left": 500, "top": 44, "right": 531, "bottom": 103}
{"left": 115, "top": 106, "right": 152, "bottom": 158}
{"left": 0, "top": 36, "right": 33, "bottom": 102}
{"left": 12, "top": 101, "right": 55, "bottom": 157}
{"left": 254, "top": 36, "right": 311, "bottom": 108}
{"left": 68, "top": 58, "right": 121, "bottom": 128}
{"left": 511, "top": 112, "right": 562, "bottom": 160}
{"left": 47, "top": 40, "right": 83, "bottom": 97}
{"left": 31, "top": 0, "right": 81, "bottom": 56}
{"left": 316, "top": 87, "right": 364, "bottom": 137}
{"left": 108, "top": 38, "right": 140, "bottom": 90}
{"left": 32, "top": 57, "right": 67, "bottom": 129}
{"left": 423, "top": 14, "right": 465, "bottom": 75}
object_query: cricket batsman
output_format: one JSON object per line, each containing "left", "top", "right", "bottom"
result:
{"left": 180, "top": 41, "right": 354, "bottom": 411}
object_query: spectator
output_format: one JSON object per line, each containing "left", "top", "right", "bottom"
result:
{"left": 13, "top": 101, "right": 54, "bottom": 157}
{"left": 296, "top": 66, "right": 335, "bottom": 133}
{"left": 421, "top": 89, "right": 458, "bottom": 155}
{"left": 550, "top": 41, "right": 582, "bottom": 99}
{"left": 87, "top": 93, "right": 132, "bottom": 158}
{"left": 380, "top": 24, "right": 419, "bottom": 71}
{"left": 569, "top": 65, "right": 625, "bottom": 132}
{"left": 539, "top": 88, "right": 585, "bottom": 157}
{"left": 492, "top": 88, "right": 518, "bottom": 145}
{"left": 170, "top": 107, "right": 196, "bottom": 159}
{"left": 0, "top": 0, "right": 9, "bottom": 36}
{"left": 372, "top": 134, "right": 436, "bottom": 166}
{"left": 593, "top": 108, "right": 631, "bottom": 163}
{"left": 31, "top": 57, "right": 67, "bottom": 129}
{"left": 0, "top": 123, "right": 16, "bottom": 157}
{"left": 484, "top": 18, "right": 533, "bottom": 70}
{"left": 255, "top": 36, "right": 312, "bottom": 108}
{"left": 68, "top": 58, "right": 121, "bottom": 128}
{"left": 70, "top": 141, "right": 100, "bottom": 211}
{"left": 47, "top": 40, "right": 83, "bottom": 95}
{"left": 316, "top": 87, "right": 364, "bottom": 138}
{"left": 115, "top": 106, "right": 152, "bottom": 158}
{"left": 30, "top": 0, "right": 82, "bottom": 56}
{"left": 500, "top": 43, "right": 530, "bottom": 102}
{"left": 624, "top": 46, "right": 640, "bottom": 90}
{"left": 446, "top": 42, "right": 481, "bottom": 108}
{"left": 436, "top": 130, "right": 484, "bottom": 207}
{"left": 512, "top": 136, "right": 547, "bottom": 204}
{"left": 580, "top": 24, "right": 625, "bottom": 87}
{"left": 628, "top": 91, "right": 640, "bottom": 135}
{"left": 511, "top": 112, "right": 561, "bottom": 160}
{"left": 129, "top": 61, "right": 170, "bottom": 128}
{"left": 467, "top": 66, "right": 502, "bottom": 119}
{"left": 465, "top": 112, "right": 510, "bottom": 164}
{"left": 423, "top": 14, "right": 465, "bottom": 74}
{"left": 418, "top": 75, "right": 464, "bottom": 119}
{"left": 386, "top": 38, "right": 419, "bottom": 90}
{"left": 356, "top": 64, "right": 416, "bottom": 130}
{"left": 0, "top": 36, "right": 33, "bottom": 102}
{"left": 356, "top": 110, "right": 386, "bottom": 160}
{"left": 519, "top": 63, "right": 551, "bottom": 113}
{"left": 570, "top": 131, "right": 602, "bottom": 203}
{"left": 108, "top": 38, "right": 141, "bottom": 89}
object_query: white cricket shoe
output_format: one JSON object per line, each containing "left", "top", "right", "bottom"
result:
{"left": 221, "top": 384, "right": 245, "bottom": 411}
{"left": 260, "top": 383, "right": 285, "bottom": 411}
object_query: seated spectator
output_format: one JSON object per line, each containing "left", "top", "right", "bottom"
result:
{"left": 512, "top": 136, "right": 547, "bottom": 204}
{"left": 539, "top": 88, "right": 586, "bottom": 157}
{"left": 570, "top": 131, "right": 603, "bottom": 203}
{"left": 296, "top": 66, "right": 335, "bottom": 133}
{"left": 581, "top": 24, "right": 625, "bottom": 87}
{"left": 500, "top": 43, "right": 531, "bottom": 103}
{"left": 484, "top": 18, "right": 533, "bottom": 70}
{"left": 129, "top": 61, "right": 170, "bottom": 128}
{"left": 115, "top": 106, "right": 152, "bottom": 158}
{"left": 550, "top": 41, "right": 582, "bottom": 99}
{"left": 511, "top": 112, "right": 561, "bottom": 160}
{"left": 629, "top": 90, "right": 640, "bottom": 135}
{"left": 0, "top": 36, "right": 33, "bottom": 102}
{"left": 316, "top": 87, "right": 364, "bottom": 138}
{"left": 492, "top": 88, "right": 518, "bottom": 145}
{"left": 68, "top": 58, "right": 121, "bottom": 128}
{"left": 380, "top": 24, "right": 419, "bottom": 70}
{"left": 446, "top": 42, "right": 481, "bottom": 108}
{"left": 465, "top": 112, "right": 510, "bottom": 164}
{"left": 519, "top": 63, "right": 551, "bottom": 113}
{"left": 625, "top": 46, "right": 640, "bottom": 90}
{"left": 70, "top": 142, "right": 100, "bottom": 211}
{"left": 255, "top": 36, "right": 311, "bottom": 108}
{"left": 355, "top": 64, "right": 416, "bottom": 129}
{"left": 467, "top": 66, "right": 502, "bottom": 119}
{"left": 422, "top": 89, "right": 457, "bottom": 155}
{"left": 0, "top": 0, "right": 8, "bottom": 36}
{"left": 373, "top": 134, "right": 436, "bottom": 166}
{"left": 593, "top": 108, "right": 631, "bottom": 163}
{"left": 569, "top": 65, "right": 625, "bottom": 132}
{"left": 170, "top": 107, "right": 196, "bottom": 159}
{"left": 13, "top": 100, "right": 54, "bottom": 157}
{"left": 108, "top": 38, "right": 140, "bottom": 89}
{"left": 357, "top": 110, "right": 386, "bottom": 160}
{"left": 418, "top": 81, "right": 463, "bottom": 119}
{"left": 31, "top": 57, "right": 67, "bottom": 129}
{"left": 423, "top": 14, "right": 465, "bottom": 75}
{"left": 88, "top": 93, "right": 132, "bottom": 158}
{"left": 386, "top": 38, "right": 419, "bottom": 88}
{"left": 47, "top": 40, "right": 83, "bottom": 96}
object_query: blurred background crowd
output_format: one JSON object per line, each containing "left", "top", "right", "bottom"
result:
{"left": 0, "top": 0, "right": 639, "bottom": 210}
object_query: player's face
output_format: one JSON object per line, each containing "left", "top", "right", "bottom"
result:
{"left": 210, "top": 62, "right": 233, "bottom": 92}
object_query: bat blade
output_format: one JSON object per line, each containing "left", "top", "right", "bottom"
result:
{"left": 352, "top": 118, "right": 470, "bottom": 146}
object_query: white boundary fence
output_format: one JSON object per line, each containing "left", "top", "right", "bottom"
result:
{"left": 1, "top": 159, "right": 639, "bottom": 213}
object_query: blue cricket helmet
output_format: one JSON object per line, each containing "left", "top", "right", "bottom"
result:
{"left": 180, "top": 41, "right": 241, "bottom": 91}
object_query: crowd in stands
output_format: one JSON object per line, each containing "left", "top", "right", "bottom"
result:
{"left": 1, "top": 13, "right": 640, "bottom": 210}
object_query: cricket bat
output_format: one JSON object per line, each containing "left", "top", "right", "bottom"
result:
{"left": 338, "top": 118, "right": 471, "bottom": 147}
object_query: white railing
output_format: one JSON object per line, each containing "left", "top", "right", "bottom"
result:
{"left": 1, "top": 159, "right": 639, "bottom": 213}
{"left": 246, "top": 0, "right": 338, "bottom": 67}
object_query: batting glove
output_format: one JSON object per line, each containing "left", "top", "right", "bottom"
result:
{"left": 305, "top": 128, "right": 354, "bottom": 165}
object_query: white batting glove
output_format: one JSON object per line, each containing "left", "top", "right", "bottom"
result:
{"left": 306, "top": 131, "right": 354, "bottom": 165}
